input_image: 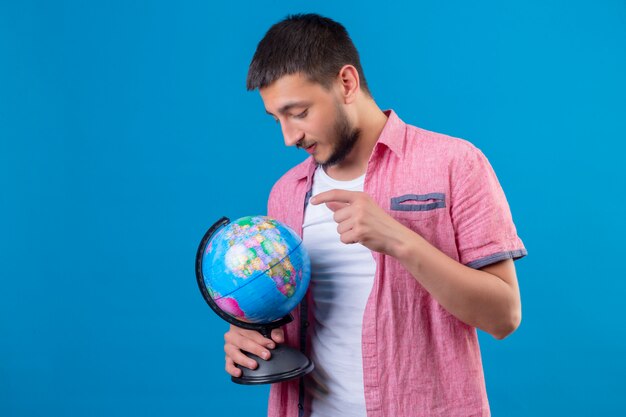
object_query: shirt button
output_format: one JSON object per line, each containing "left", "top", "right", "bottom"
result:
{"left": 303, "top": 320, "right": 309, "bottom": 328}
{"left": 298, "top": 403, "right": 303, "bottom": 410}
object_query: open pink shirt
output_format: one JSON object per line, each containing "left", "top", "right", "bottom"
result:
{"left": 266, "top": 110, "right": 527, "bottom": 417}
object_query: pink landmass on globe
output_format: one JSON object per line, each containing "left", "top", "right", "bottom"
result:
{"left": 216, "top": 296, "right": 245, "bottom": 319}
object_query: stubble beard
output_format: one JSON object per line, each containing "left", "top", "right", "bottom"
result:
{"left": 320, "top": 105, "right": 361, "bottom": 169}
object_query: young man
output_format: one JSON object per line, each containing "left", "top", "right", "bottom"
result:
{"left": 223, "top": 13, "right": 527, "bottom": 417}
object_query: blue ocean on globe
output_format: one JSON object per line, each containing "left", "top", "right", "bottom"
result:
{"left": 202, "top": 215, "right": 311, "bottom": 323}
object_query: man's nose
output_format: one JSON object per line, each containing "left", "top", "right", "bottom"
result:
{"left": 281, "top": 122, "right": 304, "bottom": 147}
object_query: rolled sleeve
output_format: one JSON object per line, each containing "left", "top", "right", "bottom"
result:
{"left": 451, "top": 146, "right": 527, "bottom": 269}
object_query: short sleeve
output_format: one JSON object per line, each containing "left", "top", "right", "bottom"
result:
{"left": 451, "top": 146, "right": 527, "bottom": 269}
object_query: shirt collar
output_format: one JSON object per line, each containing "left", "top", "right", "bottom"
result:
{"left": 374, "top": 109, "right": 406, "bottom": 157}
{"left": 290, "top": 108, "right": 406, "bottom": 181}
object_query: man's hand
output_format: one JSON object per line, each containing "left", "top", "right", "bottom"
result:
{"left": 224, "top": 325, "right": 284, "bottom": 378}
{"left": 310, "top": 189, "right": 410, "bottom": 256}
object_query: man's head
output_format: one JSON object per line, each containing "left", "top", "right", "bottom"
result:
{"left": 247, "top": 14, "right": 371, "bottom": 168}
{"left": 247, "top": 13, "right": 371, "bottom": 97}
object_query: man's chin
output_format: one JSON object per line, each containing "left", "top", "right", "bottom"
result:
{"left": 312, "top": 154, "right": 328, "bottom": 165}
{"left": 320, "top": 151, "right": 349, "bottom": 169}
{"left": 315, "top": 157, "right": 327, "bottom": 166}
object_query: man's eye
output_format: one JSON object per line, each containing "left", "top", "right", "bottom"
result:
{"left": 294, "top": 109, "right": 308, "bottom": 119}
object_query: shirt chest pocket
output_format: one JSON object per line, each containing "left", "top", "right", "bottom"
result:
{"left": 388, "top": 193, "right": 447, "bottom": 222}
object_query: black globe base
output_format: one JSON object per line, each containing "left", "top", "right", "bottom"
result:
{"left": 232, "top": 344, "right": 314, "bottom": 385}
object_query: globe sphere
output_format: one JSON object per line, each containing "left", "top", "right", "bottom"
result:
{"left": 201, "top": 215, "right": 311, "bottom": 324}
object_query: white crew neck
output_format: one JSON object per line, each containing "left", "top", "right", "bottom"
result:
{"left": 316, "top": 165, "right": 366, "bottom": 188}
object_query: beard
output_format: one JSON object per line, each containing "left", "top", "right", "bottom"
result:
{"left": 321, "top": 103, "right": 361, "bottom": 169}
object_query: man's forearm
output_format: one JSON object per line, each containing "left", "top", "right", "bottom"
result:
{"left": 390, "top": 225, "right": 521, "bottom": 339}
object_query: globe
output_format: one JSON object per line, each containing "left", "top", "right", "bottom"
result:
{"left": 200, "top": 215, "right": 311, "bottom": 324}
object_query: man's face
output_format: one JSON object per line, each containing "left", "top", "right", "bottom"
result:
{"left": 260, "top": 73, "right": 361, "bottom": 168}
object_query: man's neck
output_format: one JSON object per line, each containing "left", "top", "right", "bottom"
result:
{"left": 324, "top": 104, "right": 388, "bottom": 181}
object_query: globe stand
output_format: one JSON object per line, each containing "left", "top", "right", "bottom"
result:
{"left": 231, "top": 319, "right": 314, "bottom": 385}
{"left": 195, "top": 217, "right": 314, "bottom": 385}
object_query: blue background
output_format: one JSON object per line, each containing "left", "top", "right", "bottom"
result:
{"left": 1, "top": 1, "right": 624, "bottom": 416}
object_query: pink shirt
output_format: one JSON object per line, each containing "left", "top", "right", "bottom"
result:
{"left": 266, "top": 110, "right": 527, "bottom": 417}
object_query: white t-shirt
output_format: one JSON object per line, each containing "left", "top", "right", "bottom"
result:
{"left": 301, "top": 165, "right": 376, "bottom": 417}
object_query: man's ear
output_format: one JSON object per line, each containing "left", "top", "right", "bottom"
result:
{"left": 337, "top": 64, "right": 360, "bottom": 104}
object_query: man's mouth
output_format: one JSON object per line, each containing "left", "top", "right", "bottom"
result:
{"left": 304, "top": 143, "right": 317, "bottom": 154}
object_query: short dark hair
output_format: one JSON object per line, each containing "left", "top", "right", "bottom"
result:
{"left": 246, "top": 13, "right": 371, "bottom": 96}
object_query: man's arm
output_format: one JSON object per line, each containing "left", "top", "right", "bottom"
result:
{"left": 310, "top": 189, "right": 522, "bottom": 340}
{"left": 393, "top": 227, "right": 521, "bottom": 339}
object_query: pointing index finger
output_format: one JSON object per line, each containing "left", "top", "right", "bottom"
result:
{"left": 310, "top": 189, "right": 357, "bottom": 205}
